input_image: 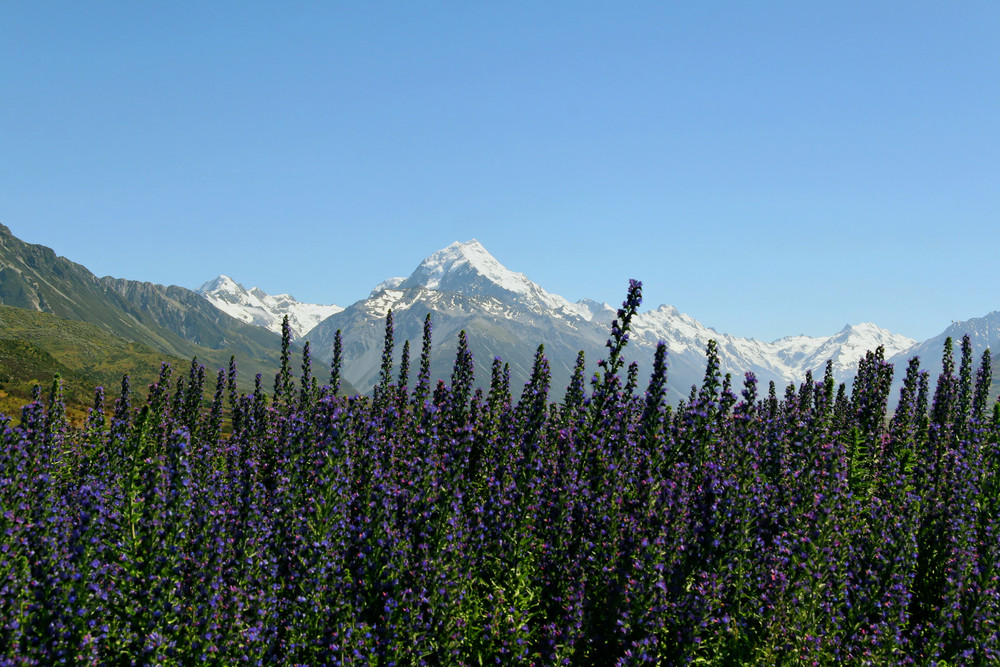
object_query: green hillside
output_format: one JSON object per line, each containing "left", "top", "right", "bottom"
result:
{"left": 0, "top": 304, "right": 360, "bottom": 421}
{"left": 0, "top": 305, "right": 188, "bottom": 418}
{"left": 0, "top": 223, "right": 286, "bottom": 385}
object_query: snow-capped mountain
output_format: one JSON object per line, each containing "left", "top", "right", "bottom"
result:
{"left": 887, "top": 311, "right": 1000, "bottom": 384}
{"left": 630, "top": 307, "right": 916, "bottom": 389}
{"left": 774, "top": 323, "right": 918, "bottom": 380}
{"left": 302, "top": 240, "right": 920, "bottom": 401}
{"left": 369, "top": 277, "right": 406, "bottom": 297}
{"left": 196, "top": 275, "right": 342, "bottom": 340}
{"left": 305, "top": 241, "right": 615, "bottom": 397}
{"left": 397, "top": 240, "right": 601, "bottom": 321}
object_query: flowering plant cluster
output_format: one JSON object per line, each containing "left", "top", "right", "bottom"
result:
{"left": 2, "top": 280, "right": 999, "bottom": 665}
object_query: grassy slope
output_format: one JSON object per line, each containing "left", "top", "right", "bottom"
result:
{"left": 0, "top": 305, "right": 360, "bottom": 422}
{"left": 0, "top": 223, "right": 287, "bottom": 387}
{"left": 0, "top": 305, "right": 190, "bottom": 419}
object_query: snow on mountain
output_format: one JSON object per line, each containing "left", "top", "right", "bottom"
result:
{"left": 369, "top": 277, "right": 406, "bottom": 297}
{"left": 400, "top": 239, "right": 530, "bottom": 294}
{"left": 632, "top": 306, "right": 917, "bottom": 386}
{"left": 304, "top": 241, "right": 619, "bottom": 397}
{"left": 575, "top": 299, "right": 616, "bottom": 323}
{"left": 888, "top": 311, "right": 1000, "bottom": 382}
{"left": 400, "top": 240, "right": 596, "bottom": 322}
{"left": 196, "top": 275, "right": 342, "bottom": 339}
{"left": 199, "top": 241, "right": 933, "bottom": 400}
{"left": 404, "top": 242, "right": 918, "bottom": 387}
{"left": 299, "top": 239, "right": 923, "bottom": 400}
{"left": 784, "top": 323, "right": 918, "bottom": 378}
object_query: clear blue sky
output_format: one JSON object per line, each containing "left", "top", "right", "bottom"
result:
{"left": 3, "top": 2, "right": 998, "bottom": 342}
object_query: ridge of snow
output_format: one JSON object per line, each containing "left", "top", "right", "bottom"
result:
{"left": 633, "top": 308, "right": 917, "bottom": 383}
{"left": 200, "top": 244, "right": 927, "bottom": 391}
{"left": 401, "top": 240, "right": 525, "bottom": 293}
{"left": 197, "top": 275, "right": 342, "bottom": 339}
{"left": 198, "top": 275, "right": 242, "bottom": 294}
{"left": 355, "top": 241, "right": 920, "bottom": 384}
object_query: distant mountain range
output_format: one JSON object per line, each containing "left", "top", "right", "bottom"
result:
{"left": 198, "top": 238, "right": 1000, "bottom": 403}
{"left": 2, "top": 222, "right": 998, "bottom": 406}
{"left": 294, "top": 240, "right": 927, "bottom": 402}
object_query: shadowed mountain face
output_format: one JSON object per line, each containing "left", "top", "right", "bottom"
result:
{"left": 887, "top": 312, "right": 1000, "bottom": 379}
{"left": 0, "top": 223, "right": 285, "bottom": 384}
{"left": 307, "top": 288, "right": 614, "bottom": 402}
{"left": 887, "top": 312, "right": 1000, "bottom": 401}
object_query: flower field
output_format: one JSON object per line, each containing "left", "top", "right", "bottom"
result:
{"left": 2, "top": 280, "right": 998, "bottom": 665}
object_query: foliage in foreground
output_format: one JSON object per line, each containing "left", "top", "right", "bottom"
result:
{"left": 2, "top": 281, "right": 1000, "bottom": 665}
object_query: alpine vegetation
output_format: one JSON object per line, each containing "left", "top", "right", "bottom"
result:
{"left": 3, "top": 281, "right": 999, "bottom": 665}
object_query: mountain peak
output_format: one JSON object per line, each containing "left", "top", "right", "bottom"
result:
{"left": 383, "top": 240, "right": 599, "bottom": 321}
{"left": 196, "top": 276, "right": 342, "bottom": 339}
{"left": 837, "top": 321, "right": 917, "bottom": 347}
{"left": 198, "top": 275, "right": 244, "bottom": 294}
{"left": 400, "top": 239, "right": 534, "bottom": 296}
{"left": 368, "top": 276, "right": 406, "bottom": 298}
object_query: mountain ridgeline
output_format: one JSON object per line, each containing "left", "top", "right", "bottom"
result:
{"left": 297, "top": 240, "right": 927, "bottom": 403}
{"left": 2, "top": 223, "right": 999, "bottom": 407}
{"left": 196, "top": 275, "right": 343, "bottom": 339}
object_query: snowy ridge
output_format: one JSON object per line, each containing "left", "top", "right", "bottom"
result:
{"left": 196, "top": 275, "right": 342, "bottom": 339}
{"left": 774, "top": 323, "right": 918, "bottom": 379}
{"left": 369, "top": 277, "right": 406, "bottom": 298}
{"left": 401, "top": 240, "right": 531, "bottom": 294}
{"left": 633, "top": 306, "right": 917, "bottom": 384}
